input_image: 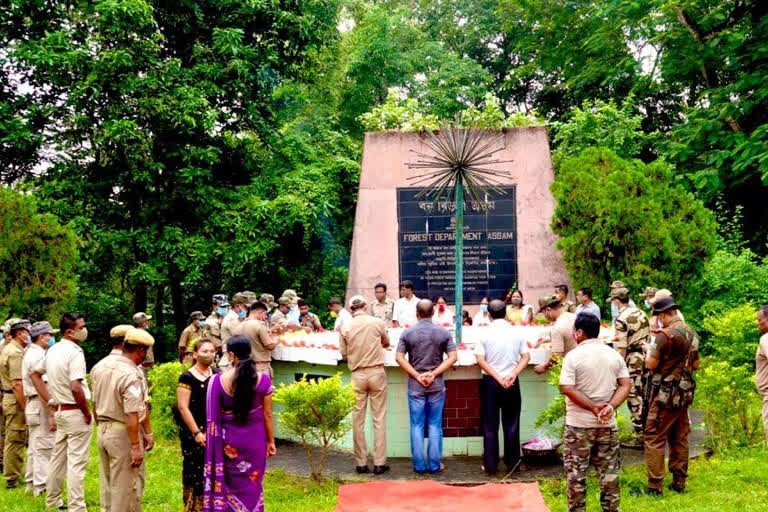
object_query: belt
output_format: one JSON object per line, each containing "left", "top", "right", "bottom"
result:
{"left": 254, "top": 361, "right": 271, "bottom": 365}
{"left": 2, "top": 389, "right": 12, "bottom": 393}
{"left": 354, "top": 364, "right": 384, "bottom": 371}
{"left": 56, "top": 404, "right": 81, "bottom": 411}
{"left": 98, "top": 418, "right": 125, "bottom": 427}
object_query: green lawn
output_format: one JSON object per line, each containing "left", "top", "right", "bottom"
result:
{"left": 1, "top": 440, "right": 765, "bottom": 511}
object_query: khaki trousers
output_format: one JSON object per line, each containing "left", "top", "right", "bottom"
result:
{"left": 350, "top": 367, "right": 387, "bottom": 466}
{"left": 2, "top": 394, "right": 27, "bottom": 486}
{"left": 762, "top": 396, "right": 768, "bottom": 446}
{"left": 98, "top": 421, "right": 143, "bottom": 512}
{"left": 255, "top": 362, "right": 273, "bottom": 379}
{"left": 46, "top": 409, "right": 93, "bottom": 512}
{"left": 643, "top": 400, "right": 689, "bottom": 491}
{"left": 25, "top": 397, "right": 54, "bottom": 495}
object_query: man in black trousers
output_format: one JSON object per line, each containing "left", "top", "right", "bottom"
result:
{"left": 475, "top": 299, "right": 531, "bottom": 474}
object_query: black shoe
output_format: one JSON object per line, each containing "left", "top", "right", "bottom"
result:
{"left": 58, "top": 506, "right": 68, "bottom": 511}
{"left": 645, "top": 488, "right": 662, "bottom": 496}
{"left": 373, "top": 465, "right": 390, "bottom": 475}
{"left": 355, "top": 465, "right": 370, "bottom": 474}
{"left": 5, "top": 481, "right": 18, "bottom": 490}
{"left": 668, "top": 483, "right": 685, "bottom": 494}
{"left": 414, "top": 469, "right": 427, "bottom": 475}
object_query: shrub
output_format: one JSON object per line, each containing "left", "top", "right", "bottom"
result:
{"left": 147, "top": 361, "right": 185, "bottom": 441}
{"left": 695, "top": 360, "right": 764, "bottom": 452}
{"left": 273, "top": 374, "right": 356, "bottom": 481}
{"left": 535, "top": 360, "right": 565, "bottom": 436}
{"left": 701, "top": 304, "right": 761, "bottom": 367}
{"left": 551, "top": 148, "right": 716, "bottom": 308}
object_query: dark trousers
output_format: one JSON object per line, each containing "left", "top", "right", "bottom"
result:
{"left": 480, "top": 375, "right": 521, "bottom": 473}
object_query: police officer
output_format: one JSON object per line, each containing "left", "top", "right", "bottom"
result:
{"left": 23, "top": 321, "right": 58, "bottom": 496}
{"left": 644, "top": 297, "right": 700, "bottom": 495}
{"left": 178, "top": 312, "right": 204, "bottom": 365}
{"left": 233, "top": 302, "right": 276, "bottom": 377}
{"left": 0, "top": 318, "right": 21, "bottom": 473}
{"left": 133, "top": 312, "right": 155, "bottom": 373}
{"left": 92, "top": 327, "right": 153, "bottom": 512}
{"left": 554, "top": 284, "right": 577, "bottom": 313}
{"left": 269, "top": 297, "right": 293, "bottom": 333}
{"left": 1, "top": 319, "right": 30, "bottom": 488}
{"left": 609, "top": 287, "right": 650, "bottom": 447}
{"left": 204, "top": 294, "right": 229, "bottom": 355}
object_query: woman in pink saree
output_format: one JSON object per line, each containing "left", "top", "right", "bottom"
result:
{"left": 203, "top": 335, "right": 277, "bottom": 512}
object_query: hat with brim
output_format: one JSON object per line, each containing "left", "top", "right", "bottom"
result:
{"left": 132, "top": 312, "right": 152, "bottom": 325}
{"left": 610, "top": 280, "right": 625, "bottom": 289}
{"left": 652, "top": 297, "right": 679, "bottom": 314}
{"left": 349, "top": 295, "right": 366, "bottom": 308}
{"left": 606, "top": 287, "right": 630, "bottom": 302}
{"left": 124, "top": 327, "right": 155, "bottom": 347}
{"left": 260, "top": 294, "right": 276, "bottom": 308}
{"left": 110, "top": 324, "right": 132, "bottom": 339}
{"left": 538, "top": 295, "right": 561, "bottom": 311}
{"left": 10, "top": 319, "right": 32, "bottom": 335}
{"left": 641, "top": 287, "right": 658, "bottom": 298}
{"left": 30, "top": 321, "right": 59, "bottom": 338}
{"left": 277, "top": 296, "right": 291, "bottom": 307}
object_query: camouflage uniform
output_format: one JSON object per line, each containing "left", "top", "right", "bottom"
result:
{"left": 564, "top": 425, "right": 621, "bottom": 512}
{"left": 562, "top": 300, "right": 577, "bottom": 314}
{"left": 614, "top": 304, "right": 651, "bottom": 434}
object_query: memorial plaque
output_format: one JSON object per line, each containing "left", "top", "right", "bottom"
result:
{"left": 397, "top": 186, "right": 517, "bottom": 304}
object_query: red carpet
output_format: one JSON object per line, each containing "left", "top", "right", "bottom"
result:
{"left": 334, "top": 480, "right": 551, "bottom": 512}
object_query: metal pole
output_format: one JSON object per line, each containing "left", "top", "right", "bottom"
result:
{"left": 454, "top": 179, "right": 464, "bottom": 345}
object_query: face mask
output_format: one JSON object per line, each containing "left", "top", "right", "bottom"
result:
{"left": 217, "top": 307, "right": 228, "bottom": 317}
{"left": 237, "top": 310, "right": 247, "bottom": 319}
{"left": 511, "top": 298, "right": 522, "bottom": 306}
{"left": 21, "top": 333, "right": 31, "bottom": 345}
{"left": 70, "top": 327, "right": 88, "bottom": 342}
{"left": 196, "top": 354, "right": 214, "bottom": 366}
{"left": 644, "top": 300, "right": 651, "bottom": 309}
{"left": 47, "top": 336, "right": 56, "bottom": 347}
{"left": 197, "top": 320, "right": 205, "bottom": 328}
{"left": 438, "top": 304, "right": 446, "bottom": 312}
{"left": 480, "top": 304, "right": 488, "bottom": 313}
{"left": 330, "top": 311, "right": 338, "bottom": 318}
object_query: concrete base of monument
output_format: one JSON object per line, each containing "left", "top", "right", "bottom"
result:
{"left": 271, "top": 360, "right": 560, "bottom": 458}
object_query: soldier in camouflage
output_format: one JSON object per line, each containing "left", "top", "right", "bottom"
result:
{"left": 560, "top": 312, "right": 631, "bottom": 512}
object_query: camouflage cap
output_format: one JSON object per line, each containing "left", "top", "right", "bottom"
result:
{"left": 649, "top": 288, "right": 672, "bottom": 305}
{"left": 132, "top": 312, "right": 152, "bottom": 326}
{"left": 3, "top": 318, "right": 22, "bottom": 334}
{"left": 259, "top": 293, "right": 276, "bottom": 308}
{"left": 607, "top": 287, "right": 630, "bottom": 302}
{"left": 189, "top": 311, "right": 204, "bottom": 322}
{"left": 9, "top": 319, "right": 32, "bottom": 335}
{"left": 609, "top": 280, "right": 626, "bottom": 289}
{"left": 282, "top": 289, "right": 299, "bottom": 300}
{"left": 109, "top": 324, "right": 132, "bottom": 339}
{"left": 241, "top": 291, "right": 258, "bottom": 304}
{"left": 538, "top": 295, "right": 561, "bottom": 311}
{"left": 232, "top": 292, "right": 249, "bottom": 306}
{"left": 124, "top": 327, "right": 155, "bottom": 347}
{"left": 30, "top": 321, "right": 58, "bottom": 339}
{"left": 277, "top": 296, "right": 292, "bottom": 307}
{"left": 212, "top": 294, "right": 230, "bottom": 307}
{"left": 641, "top": 287, "right": 658, "bottom": 298}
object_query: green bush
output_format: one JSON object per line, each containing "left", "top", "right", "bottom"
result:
{"left": 551, "top": 148, "right": 716, "bottom": 307}
{"left": 273, "top": 373, "right": 356, "bottom": 481}
{"left": 147, "top": 362, "right": 185, "bottom": 441}
{"left": 535, "top": 360, "right": 565, "bottom": 436}
{"left": 701, "top": 304, "right": 761, "bottom": 367}
{"left": 695, "top": 360, "right": 764, "bottom": 452}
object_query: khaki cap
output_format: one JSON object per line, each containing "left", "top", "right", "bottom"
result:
{"left": 649, "top": 288, "right": 672, "bottom": 305}
{"left": 607, "top": 287, "right": 630, "bottom": 302}
{"left": 124, "top": 327, "right": 155, "bottom": 347}
{"left": 641, "top": 287, "right": 658, "bottom": 298}
{"left": 538, "top": 295, "right": 561, "bottom": 311}
{"left": 132, "top": 312, "right": 152, "bottom": 326}
{"left": 232, "top": 292, "right": 249, "bottom": 305}
{"left": 110, "top": 324, "right": 132, "bottom": 339}
{"left": 277, "top": 296, "right": 292, "bottom": 307}
{"left": 282, "top": 289, "right": 299, "bottom": 300}
{"left": 349, "top": 295, "right": 366, "bottom": 308}
{"left": 610, "top": 280, "right": 626, "bottom": 289}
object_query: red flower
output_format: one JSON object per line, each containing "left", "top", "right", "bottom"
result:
{"left": 223, "top": 445, "right": 239, "bottom": 459}
{"left": 249, "top": 470, "right": 261, "bottom": 483}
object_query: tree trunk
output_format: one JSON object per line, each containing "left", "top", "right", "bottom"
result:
{"left": 169, "top": 269, "right": 186, "bottom": 339}
{"left": 134, "top": 283, "right": 147, "bottom": 313}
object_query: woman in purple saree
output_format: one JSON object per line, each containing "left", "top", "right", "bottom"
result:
{"left": 203, "top": 335, "right": 277, "bottom": 512}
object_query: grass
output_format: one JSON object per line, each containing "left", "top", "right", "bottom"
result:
{"left": 1, "top": 440, "right": 766, "bottom": 511}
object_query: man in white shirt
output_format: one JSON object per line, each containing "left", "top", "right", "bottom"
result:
{"left": 392, "top": 280, "right": 420, "bottom": 328}
{"left": 328, "top": 297, "right": 353, "bottom": 331}
{"left": 475, "top": 300, "right": 530, "bottom": 475}
{"left": 559, "top": 312, "right": 631, "bottom": 512}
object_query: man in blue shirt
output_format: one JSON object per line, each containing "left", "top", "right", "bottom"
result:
{"left": 396, "top": 300, "right": 458, "bottom": 474}
{"left": 575, "top": 287, "right": 602, "bottom": 321}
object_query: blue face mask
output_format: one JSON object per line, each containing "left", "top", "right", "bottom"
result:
{"left": 197, "top": 320, "right": 205, "bottom": 328}
{"left": 237, "top": 310, "right": 247, "bottom": 319}
{"left": 47, "top": 336, "right": 56, "bottom": 347}
{"left": 217, "top": 307, "right": 229, "bottom": 317}
{"left": 644, "top": 300, "right": 651, "bottom": 309}
{"left": 480, "top": 304, "right": 488, "bottom": 313}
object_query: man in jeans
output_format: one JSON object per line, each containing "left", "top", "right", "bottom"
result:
{"left": 396, "top": 300, "right": 457, "bottom": 474}
{"left": 33, "top": 312, "right": 93, "bottom": 512}
{"left": 475, "top": 300, "right": 530, "bottom": 475}
{"left": 560, "top": 313, "right": 631, "bottom": 512}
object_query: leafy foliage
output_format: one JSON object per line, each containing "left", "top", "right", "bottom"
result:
{"left": 696, "top": 360, "right": 764, "bottom": 452}
{"left": 273, "top": 373, "right": 356, "bottom": 480}
{"left": 0, "top": 186, "right": 78, "bottom": 321}
{"left": 551, "top": 148, "right": 716, "bottom": 305}
{"left": 147, "top": 361, "right": 185, "bottom": 441}
{"left": 701, "top": 304, "right": 762, "bottom": 367}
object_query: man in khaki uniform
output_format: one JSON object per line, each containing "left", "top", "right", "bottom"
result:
{"left": 178, "top": 311, "right": 204, "bottom": 364}
{"left": 756, "top": 305, "right": 768, "bottom": 444}
{"left": 644, "top": 298, "right": 699, "bottom": 495}
{"left": 1, "top": 319, "right": 30, "bottom": 488}
{"left": 269, "top": 297, "right": 292, "bottom": 333}
{"left": 554, "top": 284, "right": 577, "bottom": 313}
{"left": 34, "top": 312, "right": 93, "bottom": 512}
{"left": 221, "top": 293, "right": 248, "bottom": 368}
{"left": 534, "top": 295, "right": 577, "bottom": 375}
{"left": 23, "top": 321, "right": 59, "bottom": 495}
{"left": 369, "top": 283, "right": 395, "bottom": 327}
{"left": 233, "top": 302, "right": 276, "bottom": 376}
{"left": 204, "top": 294, "right": 229, "bottom": 354}
{"left": 92, "top": 327, "right": 153, "bottom": 512}
{"left": 340, "top": 296, "right": 390, "bottom": 475}
{"left": 133, "top": 312, "right": 155, "bottom": 372}
{"left": 0, "top": 318, "right": 21, "bottom": 473}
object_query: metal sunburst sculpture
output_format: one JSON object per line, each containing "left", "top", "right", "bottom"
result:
{"left": 406, "top": 126, "right": 512, "bottom": 343}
